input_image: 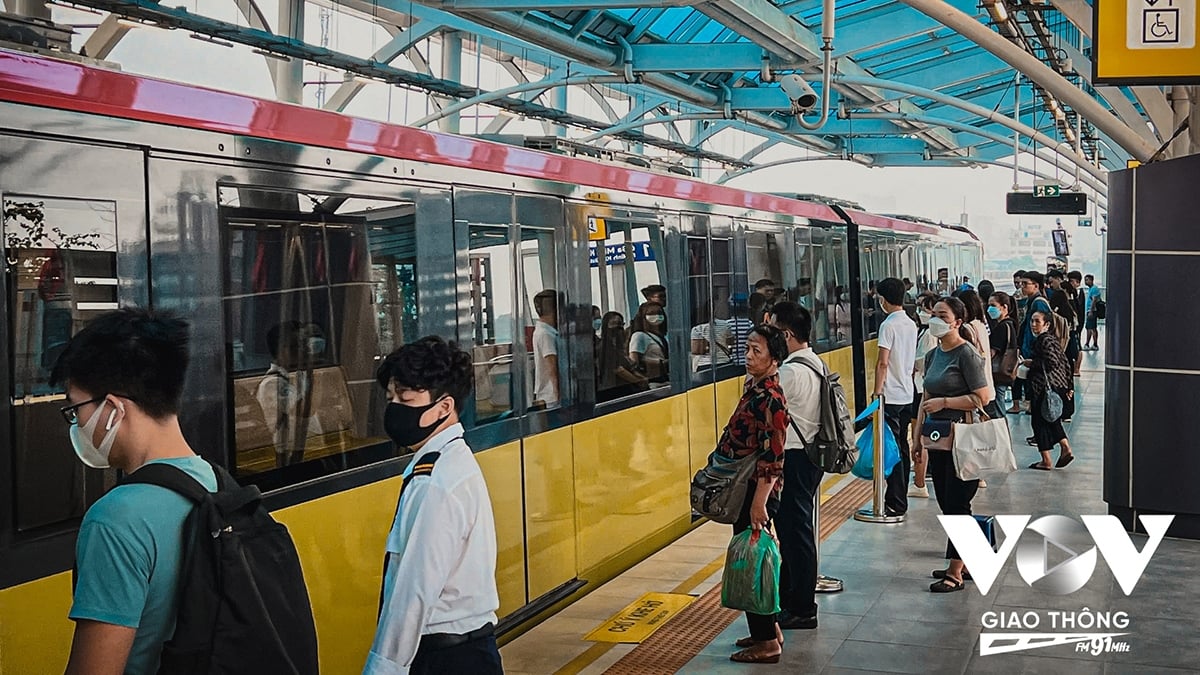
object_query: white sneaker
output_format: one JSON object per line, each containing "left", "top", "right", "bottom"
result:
{"left": 908, "top": 485, "right": 929, "bottom": 498}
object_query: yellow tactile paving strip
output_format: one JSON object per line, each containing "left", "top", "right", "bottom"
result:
{"left": 601, "top": 479, "right": 875, "bottom": 675}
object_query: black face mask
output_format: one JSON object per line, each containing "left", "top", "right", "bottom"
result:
{"left": 384, "top": 398, "right": 449, "bottom": 448}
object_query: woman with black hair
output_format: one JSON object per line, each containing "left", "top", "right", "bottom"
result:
{"left": 1024, "top": 310, "right": 1075, "bottom": 470}
{"left": 597, "top": 312, "right": 648, "bottom": 401}
{"left": 912, "top": 297, "right": 992, "bottom": 593}
{"left": 628, "top": 302, "right": 669, "bottom": 384}
{"left": 720, "top": 325, "right": 790, "bottom": 664}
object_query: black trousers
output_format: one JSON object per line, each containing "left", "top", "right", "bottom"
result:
{"left": 411, "top": 632, "right": 503, "bottom": 675}
{"left": 1011, "top": 376, "right": 1026, "bottom": 403}
{"left": 774, "top": 448, "right": 823, "bottom": 620}
{"left": 927, "top": 449, "right": 979, "bottom": 561}
{"left": 733, "top": 487, "right": 779, "bottom": 641}
{"left": 884, "top": 403, "right": 913, "bottom": 515}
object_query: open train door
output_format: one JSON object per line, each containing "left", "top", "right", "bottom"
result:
{"left": 0, "top": 134, "right": 147, "bottom": 586}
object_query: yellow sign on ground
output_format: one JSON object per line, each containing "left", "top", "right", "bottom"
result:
{"left": 584, "top": 592, "right": 695, "bottom": 643}
{"left": 1095, "top": 0, "right": 1200, "bottom": 84}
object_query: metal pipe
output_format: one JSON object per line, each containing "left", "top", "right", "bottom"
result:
{"left": 795, "top": 0, "right": 835, "bottom": 131}
{"left": 832, "top": 74, "right": 1108, "bottom": 184}
{"left": 577, "top": 111, "right": 729, "bottom": 144}
{"left": 1169, "top": 86, "right": 1191, "bottom": 159}
{"left": 411, "top": 74, "right": 626, "bottom": 128}
{"left": 440, "top": 31, "right": 463, "bottom": 133}
{"left": 896, "top": 0, "right": 1157, "bottom": 162}
{"left": 1013, "top": 73, "right": 1020, "bottom": 189}
{"left": 716, "top": 154, "right": 863, "bottom": 184}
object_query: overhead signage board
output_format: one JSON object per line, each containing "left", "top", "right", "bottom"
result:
{"left": 589, "top": 241, "right": 655, "bottom": 267}
{"left": 1006, "top": 192, "right": 1090, "bottom": 215}
{"left": 1095, "top": 0, "right": 1200, "bottom": 84}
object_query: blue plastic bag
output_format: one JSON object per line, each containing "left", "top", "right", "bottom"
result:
{"left": 850, "top": 399, "right": 901, "bottom": 480}
{"left": 720, "top": 529, "right": 781, "bottom": 615}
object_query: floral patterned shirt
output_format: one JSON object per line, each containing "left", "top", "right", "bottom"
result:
{"left": 716, "top": 374, "right": 787, "bottom": 500}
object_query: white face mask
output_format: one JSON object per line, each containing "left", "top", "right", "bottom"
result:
{"left": 307, "top": 337, "right": 326, "bottom": 355}
{"left": 917, "top": 310, "right": 933, "bottom": 324}
{"left": 927, "top": 316, "right": 954, "bottom": 339}
{"left": 69, "top": 400, "right": 121, "bottom": 469}
{"left": 646, "top": 315, "right": 664, "bottom": 326}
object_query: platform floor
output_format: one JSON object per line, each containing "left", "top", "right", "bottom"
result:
{"left": 502, "top": 348, "right": 1200, "bottom": 674}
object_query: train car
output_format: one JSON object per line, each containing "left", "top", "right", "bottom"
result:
{"left": 0, "top": 48, "right": 981, "bottom": 673}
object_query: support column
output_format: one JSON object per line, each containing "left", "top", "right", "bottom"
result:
{"left": 1105, "top": 152, "right": 1200, "bottom": 539}
{"left": 1168, "top": 86, "right": 1191, "bottom": 159}
{"left": 274, "top": 0, "right": 304, "bottom": 104}
{"left": 440, "top": 31, "right": 462, "bottom": 134}
{"left": 554, "top": 84, "right": 568, "bottom": 138}
{"left": 1190, "top": 86, "right": 1200, "bottom": 156}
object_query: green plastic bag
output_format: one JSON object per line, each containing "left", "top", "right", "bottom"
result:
{"left": 720, "top": 528, "right": 781, "bottom": 615}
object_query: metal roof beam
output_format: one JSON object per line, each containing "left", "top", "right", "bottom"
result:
{"left": 418, "top": 0, "right": 694, "bottom": 8}
{"left": 629, "top": 42, "right": 801, "bottom": 71}
{"left": 839, "top": 137, "right": 931, "bottom": 154}
{"left": 696, "top": 0, "right": 822, "bottom": 62}
{"left": 323, "top": 20, "right": 443, "bottom": 111}
{"left": 884, "top": 53, "right": 1011, "bottom": 92}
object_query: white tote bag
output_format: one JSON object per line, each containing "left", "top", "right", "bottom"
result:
{"left": 952, "top": 408, "right": 1016, "bottom": 481}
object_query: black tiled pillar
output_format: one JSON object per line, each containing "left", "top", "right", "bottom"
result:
{"left": 1105, "top": 153, "right": 1200, "bottom": 539}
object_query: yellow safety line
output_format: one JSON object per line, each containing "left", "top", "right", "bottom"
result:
{"left": 553, "top": 475, "right": 849, "bottom": 675}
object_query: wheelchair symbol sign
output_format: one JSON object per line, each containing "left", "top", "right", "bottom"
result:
{"left": 1127, "top": 0, "right": 1196, "bottom": 49}
{"left": 1144, "top": 8, "right": 1179, "bottom": 42}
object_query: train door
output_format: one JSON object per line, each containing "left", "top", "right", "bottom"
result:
{"left": 0, "top": 135, "right": 147, "bottom": 587}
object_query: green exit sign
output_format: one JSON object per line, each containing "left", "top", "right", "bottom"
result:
{"left": 1034, "top": 185, "right": 1062, "bottom": 197}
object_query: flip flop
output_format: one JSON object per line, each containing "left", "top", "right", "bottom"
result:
{"left": 1028, "top": 462, "right": 1052, "bottom": 471}
{"left": 730, "top": 648, "right": 781, "bottom": 664}
{"left": 932, "top": 569, "right": 973, "bottom": 581}
{"left": 930, "top": 577, "right": 965, "bottom": 593}
{"left": 1056, "top": 453, "right": 1075, "bottom": 468}
{"left": 735, "top": 630, "right": 784, "bottom": 649}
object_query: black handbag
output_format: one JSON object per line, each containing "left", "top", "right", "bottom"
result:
{"left": 920, "top": 418, "right": 954, "bottom": 451}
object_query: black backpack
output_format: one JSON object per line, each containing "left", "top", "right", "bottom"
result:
{"left": 786, "top": 356, "right": 857, "bottom": 474}
{"left": 123, "top": 462, "right": 319, "bottom": 675}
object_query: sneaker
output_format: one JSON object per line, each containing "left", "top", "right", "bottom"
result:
{"left": 908, "top": 485, "right": 929, "bottom": 498}
{"left": 1062, "top": 417, "right": 1073, "bottom": 423}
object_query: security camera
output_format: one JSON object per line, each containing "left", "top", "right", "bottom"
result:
{"left": 779, "top": 73, "right": 819, "bottom": 115}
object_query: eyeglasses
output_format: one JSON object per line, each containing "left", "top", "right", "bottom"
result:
{"left": 60, "top": 397, "right": 106, "bottom": 425}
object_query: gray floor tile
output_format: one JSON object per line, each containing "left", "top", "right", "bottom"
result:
{"left": 828, "top": 639, "right": 972, "bottom": 674}
{"left": 965, "top": 652, "right": 1107, "bottom": 674}
{"left": 848, "top": 614, "right": 980, "bottom": 649}
{"left": 1103, "top": 663, "right": 1200, "bottom": 674}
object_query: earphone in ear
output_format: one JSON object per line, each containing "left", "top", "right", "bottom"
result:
{"left": 105, "top": 409, "right": 118, "bottom": 431}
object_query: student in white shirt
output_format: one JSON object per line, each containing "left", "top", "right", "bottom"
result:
{"left": 873, "top": 278, "right": 918, "bottom": 515}
{"left": 365, "top": 336, "right": 502, "bottom": 675}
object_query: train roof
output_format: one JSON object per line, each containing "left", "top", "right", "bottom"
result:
{"left": 0, "top": 49, "right": 977, "bottom": 242}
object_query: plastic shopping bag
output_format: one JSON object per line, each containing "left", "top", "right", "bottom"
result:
{"left": 720, "top": 529, "right": 781, "bottom": 615}
{"left": 850, "top": 399, "right": 901, "bottom": 481}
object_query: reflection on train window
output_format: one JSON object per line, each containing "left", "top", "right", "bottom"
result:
{"left": 467, "top": 222, "right": 517, "bottom": 424}
{"left": 590, "top": 216, "right": 667, "bottom": 400}
{"left": 828, "top": 231, "right": 851, "bottom": 346}
{"left": 809, "top": 228, "right": 830, "bottom": 346}
{"left": 687, "top": 236, "right": 722, "bottom": 380}
{"left": 3, "top": 195, "right": 117, "bottom": 531}
{"left": 521, "top": 228, "right": 563, "bottom": 409}
{"left": 220, "top": 188, "right": 412, "bottom": 480}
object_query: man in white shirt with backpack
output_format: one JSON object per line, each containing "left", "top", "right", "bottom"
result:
{"left": 767, "top": 302, "right": 824, "bottom": 630}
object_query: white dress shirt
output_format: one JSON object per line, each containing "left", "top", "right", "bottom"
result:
{"left": 363, "top": 424, "right": 499, "bottom": 675}
{"left": 777, "top": 347, "right": 823, "bottom": 450}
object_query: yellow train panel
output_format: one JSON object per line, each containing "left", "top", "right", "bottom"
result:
{"left": 715, "top": 376, "right": 742, "bottom": 426}
{"left": 273, "top": 476, "right": 398, "bottom": 675}
{"left": 571, "top": 396, "right": 692, "bottom": 576}
{"left": 475, "top": 442, "right": 527, "bottom": 617}
{"left": 522, "top": 429, "right": 577, "bottom": 600}
{"left": 686, "top": 384, "right": 717, "bottom": 478}
{"left": 0, "top": 572, "right": 73, "bottom": 674}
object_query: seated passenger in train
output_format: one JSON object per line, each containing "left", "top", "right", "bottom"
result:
{"left": 629, "top": 301, "right": 669, "bottom": 384}
{"left": 690, "top": 305, "right": 732, "bottom": 372}
{"left": 596, "top": 311, "right": 649, "bottom": 402}
{"left": 531, "top": 290, "right": 561, "bottom": 409}
{"left": 257, "top": 321, "right": 325, "bottom": 467}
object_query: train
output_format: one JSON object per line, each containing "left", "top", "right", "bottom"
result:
{"left": 0, "top": 48, "right": 981, "bottom": 673}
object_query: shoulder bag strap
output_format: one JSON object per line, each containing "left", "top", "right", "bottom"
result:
{"left": 120, "top": 463, "right": 211, "bottom": 503}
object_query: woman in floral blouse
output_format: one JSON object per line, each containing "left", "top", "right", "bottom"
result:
{"left": 719, "top": 324, "right": 789, "bottom": 664}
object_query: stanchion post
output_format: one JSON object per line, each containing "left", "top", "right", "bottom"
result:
{"left": 814, "top": 490, "right": 843, "bottom": 593}
{"left": 855, "top": 398, "right": 905, "bottom": 524}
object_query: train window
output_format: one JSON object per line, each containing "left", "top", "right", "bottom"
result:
{"left": 809, "top": 227, "right": 830, "bottom": 347}
{"left": 794, "top": 228, "right": 815, "bottom": 312}
{"left": 829, "top": 230, "right": 851, "bottom": 346}
{"left": 4, "top": 195, "right": 118, "bottom": 531}
{"left": 520, "top": 227, "right": 564, "bottom": 410}
{"left": 219, "top": 187, "right": 413, "bottom": 483}
{"left": 686, "top": 235, "right": 723, "bottom": 384}
{"left": 467, "top": 223, "right": 518, "bottom": 424}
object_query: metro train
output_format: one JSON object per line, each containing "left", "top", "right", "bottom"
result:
{"left": 0, "top": 48, "right": 981, "bottom": 673}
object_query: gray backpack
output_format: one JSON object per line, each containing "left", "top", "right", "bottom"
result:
{"left": 789, "top": 356, "right": 857, "bottom": 474}
{"left": 690, "top": 448, "right": 759, "bottom": 524}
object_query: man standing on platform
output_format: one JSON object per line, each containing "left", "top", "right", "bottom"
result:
{"left": 872, "top": 278, "right": 918, "bottom": 517}
{"left": 767, "top": 302, "right": 824, "bottom": 630}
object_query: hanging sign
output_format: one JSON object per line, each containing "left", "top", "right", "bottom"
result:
{"left": 1095, "top": 0, "right": 1200, "bottom": 84}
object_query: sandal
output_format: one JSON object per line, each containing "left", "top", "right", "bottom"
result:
{"left": 932, "top": 569, "right": 973, "bottom": 581}
{"left": 735, "top": 629, "right": 784, "bottom": 649}
{"left": 730, "top": 647, "right": 781, "bottom": 664}
{"left": 1056, "top": 453, "right": 1075, "bottom": 468}
{"left": 930, "top": 577, "right": 965, "bottom": 593}
{"left": 1028, "top": 462, "right": 1052, "bottom": 471}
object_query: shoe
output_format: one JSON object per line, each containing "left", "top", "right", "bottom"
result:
{"left": 885, "top": 507, "right": 906, "bottom": 517}
{"left": 932, "top": 569, "right": 973, "bottom": 581}
{"left": 930, "top": 577, "right": 966, "bottom": 593}
{"left": 1056, "top": 452, "right": 1075, "bottom": 468}
{"left": 730, "top": 647, "right": 781, "bottom": 664}
{"left": 1006, "top": 406, "right": 1021, "bottom": 414}
{"left": 778, "top": 612, "right": 818, "bottom": 630}
{"left": 1028, "top": 462, "right": 1052, "bottom": 471}
{"left": 908, "top": 485, "right": 929, "bottom": 498}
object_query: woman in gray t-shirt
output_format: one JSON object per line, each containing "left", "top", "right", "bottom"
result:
{"left": 912, "top": 297, "right": 993, "bottom": 594}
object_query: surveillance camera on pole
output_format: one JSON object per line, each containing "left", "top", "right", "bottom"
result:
{"left": 779, "top": 73, "right": 819, "bottom": 116}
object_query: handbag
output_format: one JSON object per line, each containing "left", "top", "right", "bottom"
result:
{"left": 993, "top": 323, "right": 1019, "bottom": 386}
{"left": 690, "top": 448, "right": 758, "bottom": 524}
{"left": 951, "top": 404, "right": 1016, "bottom": 481}
{"left": 920, "top": 417, "right": 954, "bottom": 451}
{"left": 1040, "top": 361, "right": 1063, "bottom": 422}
